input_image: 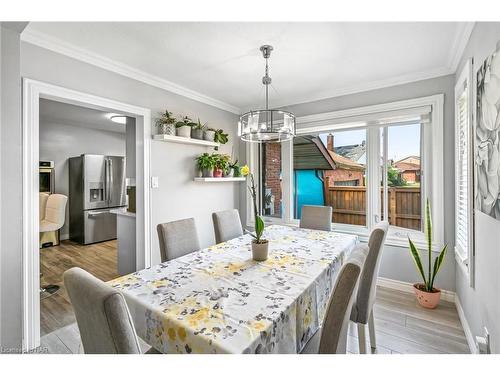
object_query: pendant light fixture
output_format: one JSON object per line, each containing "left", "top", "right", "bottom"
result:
{"left": 238, "top": 45, "right": 296, "bottom": 142}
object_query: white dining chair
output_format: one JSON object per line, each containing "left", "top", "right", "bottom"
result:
{"left": 301, "top": 243, "right": 369, "bottom": 354}
{"left": 156, "top": 217, "right": 201, "bottom": 262}
{"left": 64, "top": 267, "right": 160, "bottom": 354}
{"left": 212, "top": 209, "right": 244, "bottom": 244}
{"left": 299, "top": 205, "right": 332, "bottom": 231}
{"left": 350, "top": 221, "right": 389, "bottom": 353}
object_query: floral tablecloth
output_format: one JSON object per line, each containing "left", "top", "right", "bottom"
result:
{"left": 110, "top": 225, "right": 358, "bottom": 354}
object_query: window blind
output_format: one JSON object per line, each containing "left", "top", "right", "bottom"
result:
{"left": 455, "top": 86, "right": 471, "bottom": 262}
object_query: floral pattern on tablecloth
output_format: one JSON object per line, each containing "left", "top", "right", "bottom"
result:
{"left": 109, "top": 225, "right": 357, "bottom": 354}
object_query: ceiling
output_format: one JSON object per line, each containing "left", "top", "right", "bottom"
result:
{"left": 40, "top": 98, "right": 126, "bottom": 133}
{"left": 25, "top": 22, "right": 473, "bottom": 113}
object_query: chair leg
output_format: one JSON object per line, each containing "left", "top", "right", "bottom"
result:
{"left": 368, "top": 309, "right": 377, "bottom": 352}
{"left": 357, "top": 323, "right": 367, "bottom": 354}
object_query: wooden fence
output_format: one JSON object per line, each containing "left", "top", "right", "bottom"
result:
{"left": 323, "top": 185, "right": 422, "bottom": 230}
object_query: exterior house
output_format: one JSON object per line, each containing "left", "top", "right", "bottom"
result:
{"left": 394, "top": 156, "right": 421, "bottom": 183}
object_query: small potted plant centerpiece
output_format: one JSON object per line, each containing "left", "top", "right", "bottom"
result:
{"left": 195, "top": 153, "right": 216, "bottom": 178}
{"left": 212, "top": 154, "right": 228, "bottom": 178}
{"left": 213, "top": 129, "right": 229, "bottom": 150}
{"left": 155, "top": 109, "right": 176, "bottom": 135}
{"left": 408, "top": 199, "right": 448, "bottom": 309}
{"left": 241, "top": 165, "right": 268, "bottom": 261}
{"left": 176, "top": 116, "right": 195, "bottom": 138}
{"left": 204, "top": 127, "right": 216, "bottom": 142}
{"left": 191, "top": 118, "right": 206, "bottom": 140}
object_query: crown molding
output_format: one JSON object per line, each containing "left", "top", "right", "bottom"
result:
{"left": 242, "top": 65, "right": 454, "bottom": 112}
{"left": 447, "top": 22, "right": 475, "bottom": 73}
{"left": 21, "top": 29, "right": 241, "bottom": 115}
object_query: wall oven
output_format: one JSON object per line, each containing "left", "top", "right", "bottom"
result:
{"left": 39, "top": 161, "right": 55, "bottom": 193}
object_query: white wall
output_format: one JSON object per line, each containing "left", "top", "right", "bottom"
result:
{"left": 240, "top": 75, "right": 457, "bottom": 291}
{"left": 39, "top": 120, "right": 126, "bottom": 238}
{"left": 455, "top": 22, "right": 500, "bottom": 354}
{"left": 0, "top": 40, "right": 241, "bottom": 347}
{"left": 0, "top": 23, "right": 25, "bottom": 349}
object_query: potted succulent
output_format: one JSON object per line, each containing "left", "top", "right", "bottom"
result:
{"left": 176, "top": 116, "right": 195, "bottom": 138}
{"left": 230, "top": 159, "right": 241, "bottom": 177}
{"left": 213, "top": 154, "right": 228, "bottom": 178}
{"left": 204, "top": 127, "right": 216, "bottom": 142}
{"left": 195, "top": 153, "right": 216, "bottom": 178}
{"left": 408, "top": 199, "right": 448, "bottom": 309}
{"left": 191, "top": 118, "right": 206, "bottom": 140}
{"left": 155, "top": 109, "right": 176, "bottom": 135}
{"left": 241, "top": 165, "right": 268, "bottom": 261}
{"left": 214, "top": 129, "right": 229, "bottom": 150}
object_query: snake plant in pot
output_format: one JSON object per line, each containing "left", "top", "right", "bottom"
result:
{"left": 408, "top": 199, "right": 448, "bottom": 309}
{"left": 242, "top": 166, "right": 268, "bottom": 261}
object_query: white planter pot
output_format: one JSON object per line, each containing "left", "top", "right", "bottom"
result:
{"left": 251, "top": 240, "right": 269, "bottom": 261}
{"left": 176, "top": 125, "right": 191, "bottom": 138}
{"left": 204, "top": 130, "right": 215, "bottom": 141}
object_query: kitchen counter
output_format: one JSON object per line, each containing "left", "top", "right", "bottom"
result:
{"left": 110, "top": 207, "right": 136, "bottom": 218}
{"left": 111, "top": 208, "right": 136, "bottom": 275}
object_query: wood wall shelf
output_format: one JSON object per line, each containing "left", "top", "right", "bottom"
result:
{"left": 153, "top": 134, "right": 219, "bottom": 147}
{"left": 194, "top": 177, "right": 246, "bottom": 182}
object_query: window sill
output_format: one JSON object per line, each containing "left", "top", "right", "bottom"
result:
{"left": 261, "top": 220, "right": 442, "bottom": 252}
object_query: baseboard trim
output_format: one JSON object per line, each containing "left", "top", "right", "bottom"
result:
{"left": 455, "top": 295, "right": 477, "bottom": 354}
{"left": 377, "top": 277, "right": 455, "bottom": 303}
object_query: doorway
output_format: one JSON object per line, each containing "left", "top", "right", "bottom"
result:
{"left": 22, "top": 79, "right": 152, "bottom": 351}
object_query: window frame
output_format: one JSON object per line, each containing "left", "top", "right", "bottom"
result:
{"left": 454, "top": 58, "right": 474, "bottom": 284}
{"left": 246, "top": 94, "right": 445, "bottom": 250}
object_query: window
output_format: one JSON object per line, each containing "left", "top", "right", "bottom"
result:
{"left": 455, "top": 59, "right": 473, "bottom": 277}
{"left": 293, "top": 129, "right": 367, "bottom": 227}
{"left": 260, "top": 143, "right": 282, "bottom": 218}
{"left": 248, "top": 95, "right": 444, "bottom": 248}
{"left": 380, "top": 123, "right": 423, "bottom": 232}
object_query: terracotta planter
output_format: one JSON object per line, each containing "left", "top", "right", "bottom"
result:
{"left": 413, "top": 283, "right": 441, "bottom": 309}
{"left": 213, "top": 168, "right": 223, "bottom": 178}
{"left": 251, "top": 240, "right": 269, "bottom": 261}
{"left": 176, "top": 125, "right": 191, "bottom": 138}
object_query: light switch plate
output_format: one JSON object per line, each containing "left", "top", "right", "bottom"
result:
{"left": 151, "top": 176, "right": 159, "bottom": 188}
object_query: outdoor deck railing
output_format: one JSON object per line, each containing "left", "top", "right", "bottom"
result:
{"left": 324, "top": 185, "right": 422, "bottom": 230}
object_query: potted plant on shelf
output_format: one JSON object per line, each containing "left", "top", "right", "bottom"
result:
{"left": 212, "top": 154, "right": 228, "bottom": 178}
{"left": 195, "top": 153, "right": 216, "bottom": 178}
{"left": 220, "top": 154, "right": 233, "bottom": 177}
{"left": 231, "top": 160, "right": 241, "bottom": 177}
{"left": 176, "top": 116, "right": 196, "bottom": 138}
{"left": 214, "top": 129, "right": 229, "bottom": 150}
{"left": 204, "top": 127, "right": 216, "bottom": 142}
{"left": 155, "top": 109, "right": 176, "bottom": 135}
{"left": 408, "top": 199, "right": 448, "bottom": 309}
{"left": 241, "top": 165, "right": 268, "bottom": 261}
{"left": 191, "top": 118, "right": 206, "bottom": 140}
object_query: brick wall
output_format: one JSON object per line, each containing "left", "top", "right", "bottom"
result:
{"left": 325, "top": 169, "right": 364, "bottom": 186}
{"left": 264, "top": 143, "right": 282, "bottom": 215}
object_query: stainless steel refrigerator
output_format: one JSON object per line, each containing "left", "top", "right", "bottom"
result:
{"left": 69, "top": 154, "right": 126, "bottom": 245}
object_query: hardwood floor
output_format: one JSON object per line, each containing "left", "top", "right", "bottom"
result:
{"left": 40, "top": 239, "right": 119, "bottom": 336}
{"left": 40, "top": 285, "right": 470, "bottom": 354}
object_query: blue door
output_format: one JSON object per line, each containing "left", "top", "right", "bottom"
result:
{"left": 294, "top": 170, "right": 325, "bottom": 219}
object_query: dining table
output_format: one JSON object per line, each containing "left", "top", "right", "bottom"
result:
{"left": 109, "top": 224, "right": 358, "bottom": 354}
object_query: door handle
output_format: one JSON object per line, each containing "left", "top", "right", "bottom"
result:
{"left": 88, "top": 210, "right": 110, "bottom": 218}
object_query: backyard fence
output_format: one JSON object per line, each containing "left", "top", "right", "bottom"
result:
{"left": 323, "top": 184, "right": 422, "bottom": 230}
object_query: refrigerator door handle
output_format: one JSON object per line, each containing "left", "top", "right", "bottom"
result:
{"left": 104, "top": 159, "right": 109, "bottom": 204}
{"left": 109, "top": 158, "right": 114, "bottom": 204}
